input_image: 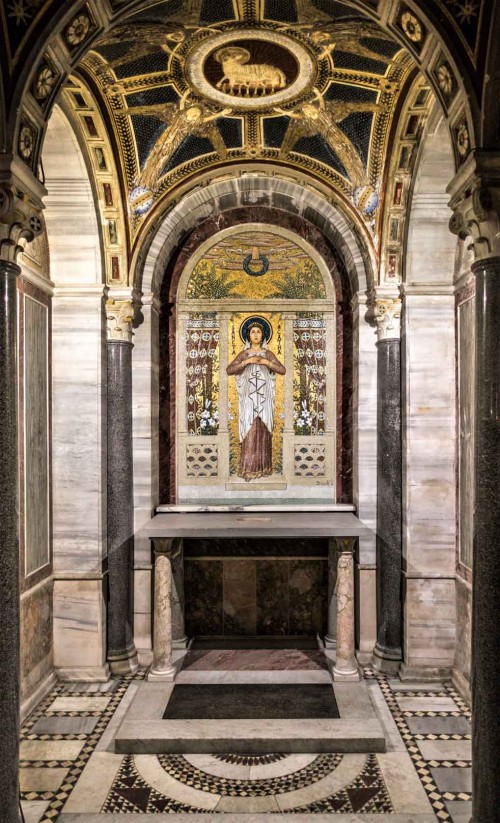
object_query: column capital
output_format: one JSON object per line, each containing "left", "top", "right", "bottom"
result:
{"left": 106, "top": 289, "right": 141, "bottom": 343}
{"left": 0, "top": 156, "right": 46, "bottom": 264}
{"left": 371, "top": 287, "right": 402, "bottom": 342}
{"left": 332, "top": 537, "right": 357, "bottom": 554}
{"left": 151, "top": 537, "right": 181, "bottom": 557}
{"left": 447, "top": 149, "right": 500, "bottom": 262}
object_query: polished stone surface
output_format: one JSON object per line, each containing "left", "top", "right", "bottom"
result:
{"left": 163, "top": 684, "right": 340, "bottom": 720}
{"left": 0, "top": 260, "right": 21, "bottom": 823}
{"left": 470, "top": 258, "right": 500, "bottom": 821}
{"left": 374, "top": 338, "right": 402, "bottom": 671}
{"left": 107, "top": 340, "right": 137, "bottom": 671}
{"left": 182, "top": 649, "right": 327, "bottom": 671}
{"left": 143, "top": 512, "right": 372, "bottom": 538}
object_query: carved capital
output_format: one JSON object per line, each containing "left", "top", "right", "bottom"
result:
{"left": 373, "top": 295, "right": 402, "bottom": 341}
{"left": 0, "top": 156, "right": 46, "bottom": 263}
{"left": 0, "top": 183, "right": 45, "bottom": 263}
{"left": 106, "top": 298, "right": 136, "bottom": 342}
{"left": 448, "top": 150, "right": 500, "bottom": 262}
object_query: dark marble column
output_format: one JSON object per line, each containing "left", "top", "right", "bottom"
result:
{"left": 373, "top": 300, "right": 402, "bottom": 674}
{"left": 471, "top": 257, "right": 500, "bottom": 822}
{"left": 106, "top": 300, "right": 138, "bottom": 674}
{"left": 0, "top": 260, "right": 21, "bottom": 823}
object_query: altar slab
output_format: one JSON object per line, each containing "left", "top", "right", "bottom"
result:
{"left": 142, "top": 511, "right": 371, "bottom": 540}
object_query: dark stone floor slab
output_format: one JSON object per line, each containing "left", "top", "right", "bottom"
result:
{"left": 191, "top": 635, "right": 318, "bottom": 650}
{"left": 163, "top": 684, "right": 340, "bottom": 720}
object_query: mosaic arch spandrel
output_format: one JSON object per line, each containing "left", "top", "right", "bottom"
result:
{"left": 175, "top": 224, "right": 336, "bottom": 505}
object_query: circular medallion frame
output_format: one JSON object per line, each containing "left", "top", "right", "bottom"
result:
{"left": 186, "top": 29, "right": 317, "bottom": 111}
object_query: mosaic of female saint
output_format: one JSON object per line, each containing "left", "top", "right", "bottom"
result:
{"left": 227, "top": 316, "right": 286, "bottom": 481}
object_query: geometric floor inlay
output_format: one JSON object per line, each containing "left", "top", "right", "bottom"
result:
{"left": 19, "top": 662, "right": 472, "bottom": 822}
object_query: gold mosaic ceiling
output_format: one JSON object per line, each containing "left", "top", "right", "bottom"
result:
{"left": 73, "top": 0, "right": 421, "bottom": 241}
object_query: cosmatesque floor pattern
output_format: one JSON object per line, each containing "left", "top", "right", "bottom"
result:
{"left": 20, "top": 668, "right": 472, "bottom": 823}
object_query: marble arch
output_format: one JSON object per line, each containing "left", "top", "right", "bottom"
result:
{"left": 138, "top": 172, "right": 374, "bottom": 298}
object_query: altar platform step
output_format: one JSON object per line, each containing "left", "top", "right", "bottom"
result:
{"left": 114, "top": 663, "right": 386, "bottom": 755}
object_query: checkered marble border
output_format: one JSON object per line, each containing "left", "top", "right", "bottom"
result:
{"left": 372, "top": 670, "right": 472, "bottom": 821}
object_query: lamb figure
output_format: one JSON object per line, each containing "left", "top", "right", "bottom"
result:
{"left": 214, "top": 46, "right": 286, "bottom": 97}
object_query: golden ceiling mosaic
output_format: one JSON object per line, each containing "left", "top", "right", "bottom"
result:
{"left": 74, "top": 0, "right": 419, "bottom": 239}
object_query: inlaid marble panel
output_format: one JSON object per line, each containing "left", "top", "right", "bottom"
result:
{"left": 24, "top": 295, "right": 50, "bottom": 576}
{"left": 256, "top": 560, "right": 288, "bottom": 635}
{"left": 185, "top": 559, "right": 224, "bottom": 637}
{"left": 20, "top": 579, "right": 53, "bottom": 702}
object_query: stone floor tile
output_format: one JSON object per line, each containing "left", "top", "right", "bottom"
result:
{"left": 134, "top": 753, "right": 221, "bottom": 810}
{"left": 62, "top": 752, "right": 124, "bottom": 813}
{"left": 275, "top": 754, "right": 366, "bottom": 810}
{"left": 250, "top": 753, "right": 318, "bottom": 779}
{"left": 48, "top": 696, "right": 111, "bottom": 713}
{"left": 406, "top": 716, "right": 471, "bottom": 735}
{"left": 418, "top": 739, "right": 472, "bottom": 761}
{"left": 20, "top": 800, "right": 51, "bottom": 823}
{"left": 183, "top": 753, "right": 251, "bottom": 779}
{"left": 31, "top": 715, "right": 99, "bottom": 735}
{"left": 215, "top": 794, "right": 281, "bottom": 812}
{"left": 388, "top": 681, "right": 446, "bottom": 693}
{"left": 20, "top": 766, "right": 69, "bottom": 792}
{"left": 445, "top": 800, "right": 473, "bottom": 821}
{"left": 377, "top": 753, "right": 433, "bottom": 813}
{"left": 395, "top": 697, "right": 458, "bottom": 712}
{"left": 429, "top": 766, "right": 472, "bottom": 793}
{"left": 57, "top": 815, "right": 440, "bottom": 822}
{"left": 95, "top": 681, "right": 140, "bottom": 753}
{"left": 20, "top": 739, "right": 86, "bottom": 761}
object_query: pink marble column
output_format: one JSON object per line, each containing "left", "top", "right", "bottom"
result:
{"left": 325, "top": 539, "right": 337, "bottom": 648}
{"left": 333, "top": 538, "right": 360, "bottom": 681}
{"left": 148, "top": 539, "right": 176, "bottom": 681}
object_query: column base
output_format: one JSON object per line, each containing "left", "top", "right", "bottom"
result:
{"left": 109, "top": 652, "right": 139, "bottom": 676}
{"left": 372, "top": 645, "right": 402, "bottom": 676}
{"left": 172, "top": 636, "right": 188, "bottom": 650}
{"left": 399, "top": 662, "right": 453, "bottom": 682}
{"left": 148, "top": 665, "right": 176, "bottom": 682}
{"left": 324, "top": 635, "right": 337, "bottom": 649}
{"left": 333, "top": 664, "right": 361, "bottom": 682}
{"left": 56, "top": 664, "right": 111, "bottom": 682}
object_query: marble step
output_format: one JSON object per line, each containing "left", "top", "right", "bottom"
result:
{"left": 114, "top": 680, "right": 386, "bottom": 755}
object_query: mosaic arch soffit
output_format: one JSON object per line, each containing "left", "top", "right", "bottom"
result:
{"left": 1, "top": 0, "right": 489, "bottom": 276}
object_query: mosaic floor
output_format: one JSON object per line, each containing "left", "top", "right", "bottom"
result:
{"left": 20, "top": 667, "right": 472, "bottom": 823}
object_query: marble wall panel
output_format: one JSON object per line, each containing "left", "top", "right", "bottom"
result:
{"left": 223, "top": 559, "right": 257, "bottom": 635}
{"left": 402, "top": 296, "right": 456, "bottom": 576}
{"left": 20, "top": 579, "right": 53, "bottom": 703}
{"left": 24, "top": 295, "right": 50, "bottom": 576}
{"left": 52, "top": 293, "right": 107, "bottom": 573}
{"left": 356, "top": 566, "right": 377, "bottom": 656}
{"left": 288, "top": 559, "right": 327, "bottom": 635}
{"left": 256, "top": 560, "right": 288, "bottom": 634}
{"left": 458, "top": 297, "right": 474, "bottom": 570}
{"left": 404, "top": 578, "right": 456, "bottom": 671}
{"left": 184, "top": 556, "right": 327, "bottom": 636}
{"left": 453, "top": 576, "right": 471, "bottom": 692}
{"left": 53, "top": 579, "right": 108, "bottom": 676}
{"left": 185, "top": 559, "right": 224, "bottom": 636}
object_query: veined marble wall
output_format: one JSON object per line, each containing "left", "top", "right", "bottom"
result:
{"left": 401, "top": 116, "right": 458, "bottom": 678}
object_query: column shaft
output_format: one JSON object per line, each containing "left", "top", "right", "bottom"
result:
{"left": 325, "top": 539, "right": 337, "bottom": 647}
{"left": 0, "top": 261, "right": 21, "bottom": 823}
{"left": 149, "top": 543, "right": 176, "bottom": 681}
{"left": 471, "top": 258, "right": 500, "bottom": 821}
{"left": 333, "top": 540, "right": 360, "bottom": 681}
{"left": 373, "top": 338, "right": 402, "bottom": 673}
{"left": 107, "top": 340, "right": 138, "bottom": 673}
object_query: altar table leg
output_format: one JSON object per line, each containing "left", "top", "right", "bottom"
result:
{"left": 148, "top": 548, "right": 176, "bottom": 681}
{"left": 333, "top": 539, "right": 361, "bottom": 681}
{"left": 325, "top": 538, "right": 337, "bottom": 648}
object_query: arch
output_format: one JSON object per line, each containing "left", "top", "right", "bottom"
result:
{"left": 138, "top": 173, "right": 373, "bottom": 298}
{"left": 43, "top": 104, "right": 103, "bottom": 286}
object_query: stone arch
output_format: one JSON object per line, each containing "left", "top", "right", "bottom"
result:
{"left": 42, "top": 103, "right": 109, "bottom": 679}
{"left": 138, "top": 173, "right": 373, "bottom": 298}
{"left": 400, "top": 112, "right": 459, "bottom": 676}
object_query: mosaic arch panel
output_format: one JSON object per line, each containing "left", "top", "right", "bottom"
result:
{"left": 175, "top": 224, "right": 336, "bottom": 505}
